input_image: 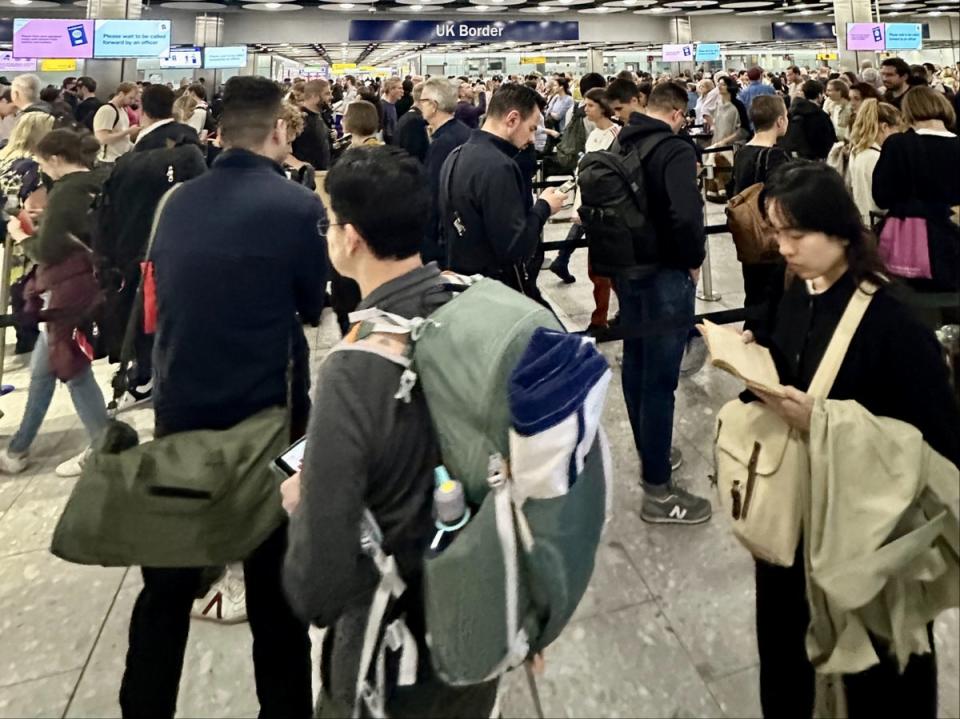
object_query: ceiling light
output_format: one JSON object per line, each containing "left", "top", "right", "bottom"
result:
{"left": 410, "top": 2, "right": 423, "bottom": 7}
{"left": 339, "top": 3, "right": 354, "bottom": 7}
{"left": 538, "top": 4, "right": 550, "bottom": 9}
{"left": 10, "top": 0, "right": 33, "bottom": 5}
{"left": 263, "top": 3, "right": 281, "bottom": 7}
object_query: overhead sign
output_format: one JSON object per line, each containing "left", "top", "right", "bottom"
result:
{"left": 816, "top": 52, "right": 838, "bottom": 60}
{"left": 94, "top": 19, "right": 171, "bottom": 59}
{"left": 520, "top": 56, "right": 547, "bottom": 65}
{"left": 203, "top": 45, "right": 247, "bottom": 70}
{"left": 846, "top": 23, "right": 885, "bottom": 51}
{"left": 662, "top": 44, "right": 693, "bottom": 62}
{"left": 773, "top": 21, "right": 930, "bottom": 42}
{"left": 13, "top": 19, "right": 95, "bottom": 59}
{"left": 0, "top": 51, "right": 37, "bottom": 72}
{"left": 348, "top": 20, "right": 579, "bottom": 44}
{"left": 332, "top": 62, "right": 357, "bottom": 71}
{"left": 694, "top": 43, "right": 721, "bottom": 62}
{"left": 160, "top": 46, "right": 202, "bottom": 69}
{"left": 39, "top": 58, "right": 79, "bottom": 72}
{"left": 885, "top": 22, "right": 923, "bottom": 50}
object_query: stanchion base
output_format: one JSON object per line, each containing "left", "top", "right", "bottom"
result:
{"left": 696, "top": 290, "right": 723, "bottom": 302}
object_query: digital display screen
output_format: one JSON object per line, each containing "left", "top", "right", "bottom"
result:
{"left": 203, "top": 45, "right": 248, "bottom": 70}
{"left": 695, "top": 43, "right": 721, "bottom": 62}
{"left": 662, "top": 44, "right": 694, "bottom": 62}
{"left": 846, "top": 22, "right": 885, "bottom": 51}
{"left": 885, "top": 23, "right": 922, "bottom": 50}
{"left": 160, "top": 46, "right": 202, "bottom": 68}
{"left": 94, "top": 19, "right": 171, "bottom": 58}
{"left": 13, "top": 19, "right": 95, "bottom": 59}
{"left": 0, "top": 51, "right": 37, "bottom": 71}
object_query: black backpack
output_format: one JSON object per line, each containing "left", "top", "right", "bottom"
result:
{"left": 90, "top": 138, "right": 207, "bottom": 361}
{"left": 554, "top": 105, "right": 589, "bottom": 173}
{"left": 577, "top": 130, "right": 674, "bottom": 277}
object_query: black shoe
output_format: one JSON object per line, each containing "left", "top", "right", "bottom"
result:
{"left": 549, "top": 262, "right": 576, "bottom": 284}
{"left": 582, "top": 323, "right": 610, "bottom": 341}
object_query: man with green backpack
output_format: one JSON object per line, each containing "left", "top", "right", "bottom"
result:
{"left": 283, "top": 146, "right": 610, "bottom": 717}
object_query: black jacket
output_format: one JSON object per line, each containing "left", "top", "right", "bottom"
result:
{"left": 283, "top": 263, "right": 498, "bottom": 715}
{"left": 75, "top": 96, "right": 103, "bottom": 131}
{"left": 423, "top": 117, "right": 471, "bottom": 264}
{"left": 761, "top": 273, "right": 960, "bottom": 467}
{"left": 395, "top": 92, "right": 414, "bottom": 119}
{"left": 872, "top": 129, "right": 960, "bottom": 291}
{"left": 134, "top": 120, "right": 199, "bottom": 153}
{"left": 618, "top": 113, "right": 705, "bottom": 270}
{"left": 780, "top": 98, "right": 837, "bottom": 160}
{"left": 292, "top": 106, "right": 331, "bottom": 171}
{"left": 440, "top": 129, "right": 550, "bottom": 278}
{"left": 394, "top": 106, "right": 429, "bottom": 163}
{"left": 151, "top": 149, "right": 327, "bottom": 434}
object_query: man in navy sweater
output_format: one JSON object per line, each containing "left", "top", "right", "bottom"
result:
{"left": 119, "top": 76, "right": 326, "bottom": 719}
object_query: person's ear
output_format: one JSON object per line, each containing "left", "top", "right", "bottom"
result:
{"left": 343, "top": 223, "right": 365, "bottom": 257}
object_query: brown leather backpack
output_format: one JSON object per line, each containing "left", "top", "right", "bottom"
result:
{"left": 726, "top": 148, "right": 781, "bottom": 264}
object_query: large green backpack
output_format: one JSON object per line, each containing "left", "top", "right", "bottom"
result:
{"left": 553, "top": 105, "right": 590, "bottom": 173}
{"left": 342, "top": 276, "right": 611, "bottom": 716}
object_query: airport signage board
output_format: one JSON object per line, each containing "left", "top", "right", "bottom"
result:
{"left": 521, "top": 56, "right": 547, "bottom": 65}
{"left": 885, "top": 23, "right": 922, "bottom": 50}
{"left": 662, "top": 43, "right": 693, "bottom": 62}
{"left": 203, "top": 45, "right": 248, "bottom": 69}
{"left": 0, "top": 51, "right": 37, "bottom": 72}
{"left": 94, "top": 19, "right": 171, "bottom": 59}
{"left": 160, "top": 46, "right": 202, "bottom": 69}
{"left": 39, "top": 58, "right": 79, "bottom": 72}
{"left": 816, "top": 52, "right": 838, "bottom": 60}
{"left": 13, "top": 19, "right": 95, "bottom": 59}
{"left": 846, "top": 23, "right": 885, "bottom": 51}
{"left": 332, "top": 62, "right": 357, "bottom": 71}
{"left": 694, "top": 43, "right": 721, "bottom": 62}
{"left": 774, "top": 21, "right": 929, "bottom": 43}
{"left": 348, "top": 20, "right": 580, "bottom": 44}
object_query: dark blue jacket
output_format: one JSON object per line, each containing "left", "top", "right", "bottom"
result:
{"left": 422, "top": 117, "right": 470, "bottom": 264}
{"left": 151, "top": 149, "right": 327, "bottom": 433}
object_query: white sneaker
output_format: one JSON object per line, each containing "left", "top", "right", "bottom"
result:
{"left": 0, "top": 449, "right": 28, "bottom": 475}
{"left": 192, "top": 566, "right": 247, "bottom": 624}
{"left": 55, "top": 448, "right": 92, "bottom": 478}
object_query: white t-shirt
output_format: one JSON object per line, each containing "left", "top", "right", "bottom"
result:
{"left": 187, "top": 102, "right": 209, "bottom": 138}
{"left": 847, "top": 144, "right": 882, "bottom": 225}
{"left": 93, "top": 102, "right": 132, "bottom": 163}
{"left": 584, "top": 125, "right": 619, "bottom": 153}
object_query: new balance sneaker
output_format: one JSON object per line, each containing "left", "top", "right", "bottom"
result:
{"left": 0, "top": 449, "right": 28, "bottom": 475}
{"left": 192, "top": 567, "right": 247, "bottom": 624}
{"left": 670, "top": 447, "right": 684, "bottom": 472}
{"left": 55, "top": 448, "right": 92, "bottom": 478}
{"left": 640, "top": 483, "right": 712, "bottom": 525}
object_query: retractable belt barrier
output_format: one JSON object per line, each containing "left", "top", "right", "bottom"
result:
{"left": 541, "top": 222, "right": 730, "bottom": 252}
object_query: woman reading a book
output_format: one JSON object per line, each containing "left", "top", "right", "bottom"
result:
{"left": 743, "top": 161, "right": 959, "bottom": 717}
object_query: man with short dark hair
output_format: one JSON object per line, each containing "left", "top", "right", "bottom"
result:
{"left": 292, "top": 78, "right": 333, "bottom": 170}
{"left": 61, "top": 76, "right": 78, "bottom": 110}
{"left": 881, "top": 57, "right": 911, "bottom": 109}
{"left": 780, "top": 79, "right": 837, "bottom": 160}
{"left": 613, "top": 81, "right": 712, "bottom": 524}
{"left": 74, "top": 76, "right": 102, "bottom": 130}
{"left": 785, "top": 65, "right": 805, "bottom": 98}
{"left": 119, "top": 75, "right": 322, "bottom": 718}
{"left": 135, "top": 84, "right": 199, "bottom": 150}
{"left": 738, "top": 66, "right": 776, "bottom": 120}
{"left": 283, "top": 146, "right": 500, "bottom": 717}
{"left": 382, "top": 76, "right": 403, "bottom": 144}
{"left": 395, "top": 77, "right": 415, "bottom": 118}
{"left": 607, "top": 78, "right": 645, "bottom": 124}
{"left": 440, "top": 84, "right": 566, "bottom": 298}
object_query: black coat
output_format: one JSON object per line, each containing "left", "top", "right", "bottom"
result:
{"left": 394, "top": 106, "right": 429, "bottom": 163}
{"left": 439, "top": 129, "right": 550, "bottom": 278}
{"left": 780, "top": 98, "right": 837, "bottom": 160}
{"left": 292, "top": 106, "right": 331, "bottom": 171}
{"left": 422, "top": 117, "right": 470, "bottom": 264}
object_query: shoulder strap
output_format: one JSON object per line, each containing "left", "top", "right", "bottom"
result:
{"left": 807, "top": 282, "right": 876, "bottom": 399}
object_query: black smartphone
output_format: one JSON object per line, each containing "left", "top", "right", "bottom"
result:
{"left": 274, "top": 436, "right": 307, "bottom": 476}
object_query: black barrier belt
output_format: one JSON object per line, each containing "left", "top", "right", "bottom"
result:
{"left": 699, "top": 144, "right": 736, "bottom": 154}
{"left": 542, "top": 223, "right": 730, "bottom": 252}
{"left": 595, "top": 305, "right": 765, "bottom": 344}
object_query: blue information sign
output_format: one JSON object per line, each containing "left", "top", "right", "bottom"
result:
{"left": 695, "top": 43, "right": 721, "bottom": 62}
{"left": 885, "top": 23, "right": 923, "bottom": 50}
{"left": 348, "top": 20, "right": 579, "bottom": 44}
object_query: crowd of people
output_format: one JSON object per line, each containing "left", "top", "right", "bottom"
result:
{"left": 0, "top": 53, "right": 957, "bottom": 719}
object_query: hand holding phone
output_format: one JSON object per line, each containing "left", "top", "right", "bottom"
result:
{"left": 557, "top": 178, "right": 577, "bottom": 195}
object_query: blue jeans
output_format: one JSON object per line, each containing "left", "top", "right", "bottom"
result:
{"left": 615, "top": 269, "right": 695, "bottom": 487}
{"left": 8, "top": 329, "right": 109, "bottom": 455}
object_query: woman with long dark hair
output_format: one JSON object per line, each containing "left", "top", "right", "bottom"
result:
{"left": 745, "top": 161, "right": 959, "bottom": 717}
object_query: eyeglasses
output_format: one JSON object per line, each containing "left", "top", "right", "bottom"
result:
{"left": 319, "top": 218, "right": 344, "bottom": 239}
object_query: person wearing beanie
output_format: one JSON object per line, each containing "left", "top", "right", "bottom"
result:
{"left": 739, "top": 66, "right": 776, "bottom": 126}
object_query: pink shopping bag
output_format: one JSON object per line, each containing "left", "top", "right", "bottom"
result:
{"left": 878, "top": 217, "right": 932, "bottom": 280}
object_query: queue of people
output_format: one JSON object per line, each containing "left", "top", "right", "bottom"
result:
{"left": 0, "top": 56, "right": 957, "bottom": 719}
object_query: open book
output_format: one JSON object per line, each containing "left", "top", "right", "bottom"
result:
{"left": 697, "top": 320, "right": 788, "bottom": 398}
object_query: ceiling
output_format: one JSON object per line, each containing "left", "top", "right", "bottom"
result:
{"left": 3, "top": 0, "right": 955, "bottom": 19}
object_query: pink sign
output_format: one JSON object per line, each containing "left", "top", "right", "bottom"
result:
{"left": 846, "top": 23, "right": 885, "bottom": 51}
{"left": 13, "top": 18, "right": 95, "bottom": 59}
{"left": 662, "top": 44, "right": 694, "bottom": 62}
{"left": 0, "top": 52, "right": 37, "bottom": 72}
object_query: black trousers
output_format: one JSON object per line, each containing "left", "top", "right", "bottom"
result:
{"left": 119, "top": 523, "right": 313, "bottom": 719}
{"left": 755, "top": 547, "right": 938, "bottom": 719}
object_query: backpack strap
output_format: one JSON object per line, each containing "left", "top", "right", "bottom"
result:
{"left": 807, "top": 281, "right": 877, "bottom": 399}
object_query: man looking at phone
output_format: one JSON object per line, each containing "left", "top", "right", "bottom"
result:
{"left": 119, "top": 76, "right": 325, "bottom": 718}
{"left": 282, "top": 146, "right": 499, "bottom": 717}
{"left": 93, "top": 82, "right": 140, "bottom": 165}
{"left": 439, "top": 84, "right": 567, "bottom": 300}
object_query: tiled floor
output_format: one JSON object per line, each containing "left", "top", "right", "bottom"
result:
{"left": 0, "top": 212, "right": 957, "bottom": 719}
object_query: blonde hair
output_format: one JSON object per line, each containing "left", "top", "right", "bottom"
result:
{"left": 173, "top": 93, "right": 198, "bottom": 124}
{"left": 849, "top": 99, "right": 901, "bottom": 154}
{"left": 279, "top": 102, "right": 305, "bottom": 143}
{"left": 0, "top": 112, "right": 54, "bottom": 163}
